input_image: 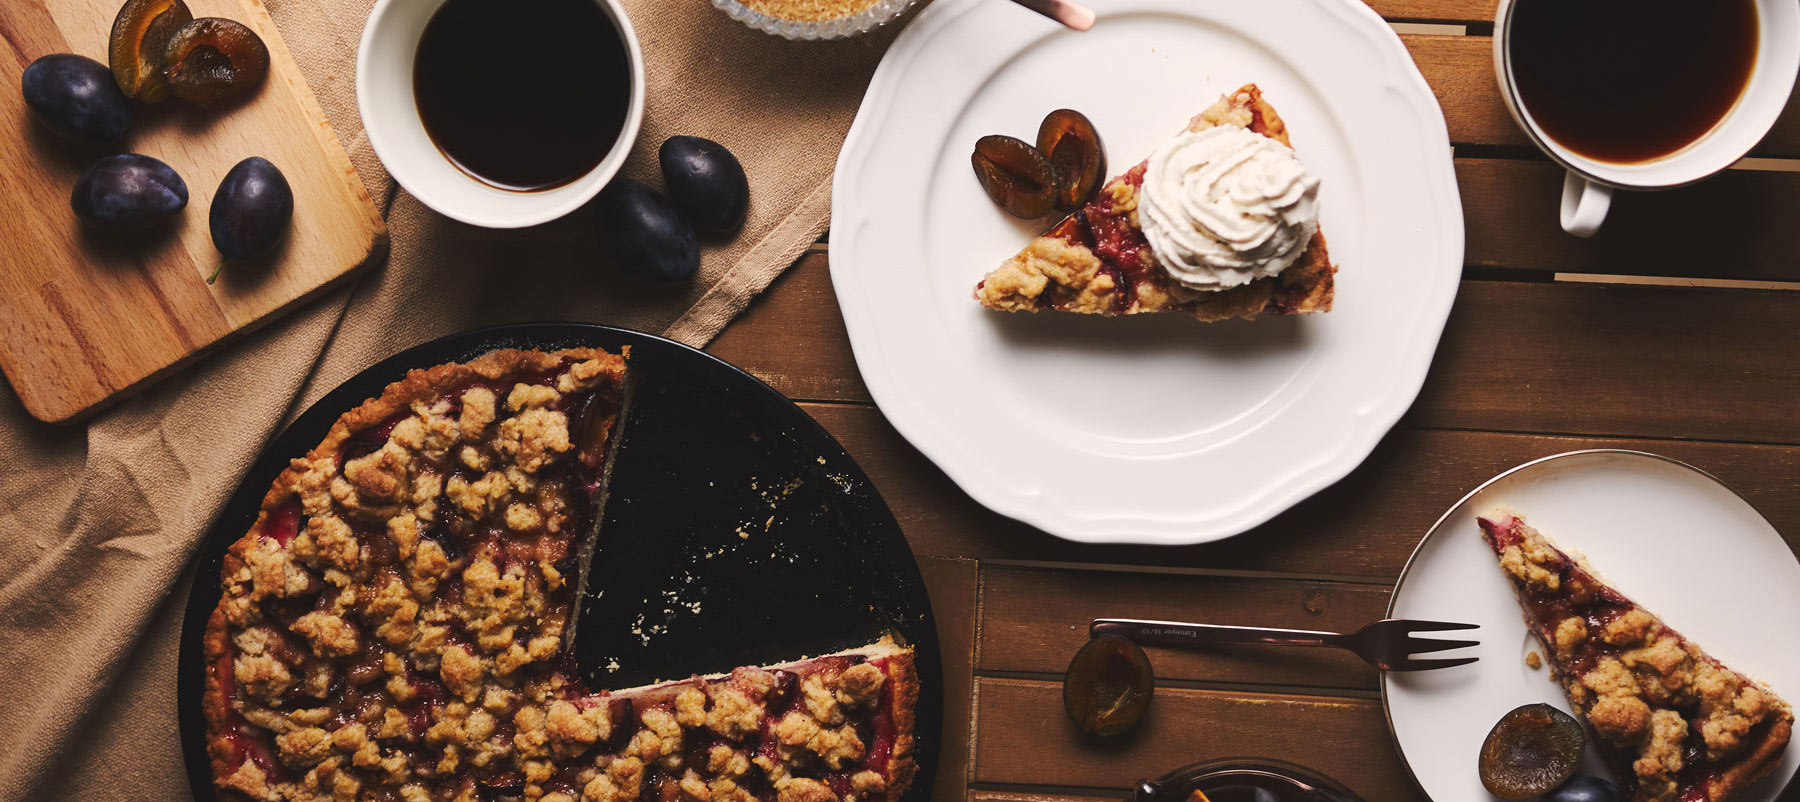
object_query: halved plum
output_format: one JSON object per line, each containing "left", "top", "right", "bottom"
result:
{"left": 1479, "top": 703, "right": 1586, "bottom": 800}
{"left": 1063, "top": 634, "right": 1152, "bottom": 737}
{"left": 162, "top": 17, "right": 269, "bottom": 106}
{"left": 972, "top": 134, "right": 1058, "bottom": 219}
{"left": 109, "top": 0, "right": 192, "bottom": 102}
{"left": 1036, "top": 109, "right": 1105, "bottom": 212}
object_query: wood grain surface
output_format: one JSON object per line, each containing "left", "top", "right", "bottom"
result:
{"left": 704, "top": 7, "right": 1800, "bottom": 802}
{"left": 0, "top": 0, "right": 384, "bottom": 423}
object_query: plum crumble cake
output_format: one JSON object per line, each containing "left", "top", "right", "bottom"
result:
{"left": 1480, "top": 512, "right": 1791, "bottom": 802}
{"left": 203, "top": 347, "right": 919, "bottom": 802}
{"left": 975, "top": 84, "right": 1336, "bottom": 322}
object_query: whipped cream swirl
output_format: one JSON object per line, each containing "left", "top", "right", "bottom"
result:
{"left": 1137, "top": 125, "right": 1321, "bottom": 291}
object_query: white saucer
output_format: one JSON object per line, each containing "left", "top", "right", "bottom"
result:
{"left": 1383, "top": 450, "right": 1800, "bottom": 801}
{"left": 830, "top": 0, "right": 1462, "bottom": 544}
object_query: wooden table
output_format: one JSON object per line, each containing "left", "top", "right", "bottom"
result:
{"left": 707, "top": 6, "right": 1800, "bottom": 802}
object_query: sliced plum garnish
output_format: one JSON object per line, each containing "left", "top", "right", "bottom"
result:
{"left": 972, "top": 135, "right": 1059, "bottom": 219}
{"left": 1036, "top": 109, "right": 1106, "bottom": 212}
{"left": 110, "top": 0, "right": 191, "bottom": 101}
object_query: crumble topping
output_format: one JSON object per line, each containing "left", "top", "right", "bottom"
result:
{"left": 206, "top": 350, "right": 916, "bottom": 802}
{"left": 1552, "top": 616, "right": 1588, "bottom": 660}
{"left": 975, "top": 236, "right": 1110, "bottom": 314}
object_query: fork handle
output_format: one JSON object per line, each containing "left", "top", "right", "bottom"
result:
{"left": 1090, "top": 618, "right": 1344, "bottom": 649}
{"left": 1006, "top": 0, "right": 1097, "bottom": 30}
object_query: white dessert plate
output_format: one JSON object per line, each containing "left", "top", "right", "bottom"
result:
{"left": 830, "top": 0, "right": 1462, "bottom": 544}
{"left": 1384, "top": 450, "right": 1800, "bottom": 801}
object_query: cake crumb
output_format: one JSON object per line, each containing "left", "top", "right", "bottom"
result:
{"left": 1525, "top": 650, "right": 1543, "bottom": 669}
{"left": 743, "top": 0, "right": 880, "bottom": 21}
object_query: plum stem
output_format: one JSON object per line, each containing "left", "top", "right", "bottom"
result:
{"left": 206, "top": 260, "right": 225, "bottom": 284}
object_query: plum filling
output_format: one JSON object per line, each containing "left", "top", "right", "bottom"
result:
{"left": 260, "top": 499, "right": 301, "bottom": 546}
{"left": 1036, "top": 166, "right": 1147, "bottom": 316}
{"left": 1480, "top": 516, "right": 1635, "bottom": 679}
{"left": 212, "top": 649, "right": 288, "bottom": 782}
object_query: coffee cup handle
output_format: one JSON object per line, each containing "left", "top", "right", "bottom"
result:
{"left": 1559, "top": 171, "right": 1612, "bottom": 238}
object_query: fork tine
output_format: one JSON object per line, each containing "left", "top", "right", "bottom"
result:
{"left": 1389, "top": 655, "right": 1479, "bottom": 671}
{"left": 1405, "top": 637, "right": 1480, "bottom": 654}
{"left": 1394, "top": 619, "right": 1480, "bottom": 632}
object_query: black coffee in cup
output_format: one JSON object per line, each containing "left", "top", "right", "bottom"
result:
{"left": 1508, "top": 0, "right": 1758, "bottom": 164}
{"left": 413, "top": 0, "right": 633, "bottom": 192}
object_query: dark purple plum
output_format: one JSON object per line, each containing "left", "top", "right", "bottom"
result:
{"left": 594, "top": 178, "right": 698, "bottom": 283}
{"left": 659, "top": 135, "right": 749, "bottom": 237}
{"left": 21, "top": 54, "right": 134, "bottom": 143}
{"left": 209, "top": 157, "right": 293, "bottom": 268}
{"left": 71, "top": 153, "right": 188, "bottom": 229}
{"left": 1546, "top": 776, "right": 1627, "bottom": 802}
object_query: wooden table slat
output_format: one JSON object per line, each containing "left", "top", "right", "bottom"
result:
{"left": 1459, "top": 160, "right": 1800, "bottom": 281}
{"left": 1415, "top": 280, "right": 1800, "bottom": 443}
{"left": 714, "top": 258, "right": 1800, "bottom": 443}
{"left": 977, "top": 566, "right": 1385, "bottom": 690}
{"left": 799, "top": 405, "right": 1800, "bottom": 580}
{"left": 1367, "top": 0, "right": 1495, "bottom": 24}
{"left": 970, "top": 678, "right": 1426, "bottom": 802}
{"left": 921, "top": 557, "right": 982, "bottom": 802}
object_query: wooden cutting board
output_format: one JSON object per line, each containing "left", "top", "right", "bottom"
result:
{"left": 0, "top": 0, "right": 385, "bottom": 423}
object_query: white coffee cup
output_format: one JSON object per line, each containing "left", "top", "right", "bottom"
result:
{"left": 1493, "top": 0, "right": 1799, "bottom": 238}
{"left": 356, "top": 0, "right": 645, "bottom": 229}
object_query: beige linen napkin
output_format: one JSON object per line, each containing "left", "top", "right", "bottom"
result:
{"left": 0, "top": 0, "right": 903, "bottom": 798}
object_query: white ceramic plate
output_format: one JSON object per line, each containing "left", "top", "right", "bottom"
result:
{"left": 1384, "top": 450, "right": 1800, "bottom": 801}
{"left": 830, "top": 0, "right": 1463, "bottom": 545}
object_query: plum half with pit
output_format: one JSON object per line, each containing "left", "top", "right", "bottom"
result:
{"left": 660, "top": 136, "right": 749, "bottom": 237}
{"left": 110, "top": 0, "right": 192, "bottom": 102}
{"left": 21, "top": 54, "right": 134, "bottom": 143}
{"left": 594, "top": 178, "right": 699, "bottom": 283}
{"left": 162, "top": 17, "right": 269, "bottom": 107}
{"left": 1479, "top": 703, "right": 1586, "bottom": 800}
{"left": 1037, "top": 109, "right": 1105, "bottom": 212}
{"left": 1063, "top": 634, "right": 1153, "bottom": 737}
{"left": 972, "top": 134, "right": 1058, "bottom": 219}
{"left": 207, "top": 157, "right": 293, "bottom": 281}
{"left": 71, "top": 153, "right": 188, "bottom": 229}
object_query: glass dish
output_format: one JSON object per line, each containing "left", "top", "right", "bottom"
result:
{"left": 710, "top": 0, "right": 919, "bottom": 40}
{"left": 1130, "top": 758, "right": 1367, "bottom": 802}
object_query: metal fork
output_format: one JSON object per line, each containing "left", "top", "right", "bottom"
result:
{"left": 1090, "top": 617, "right": 1479, "bottom": 671}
